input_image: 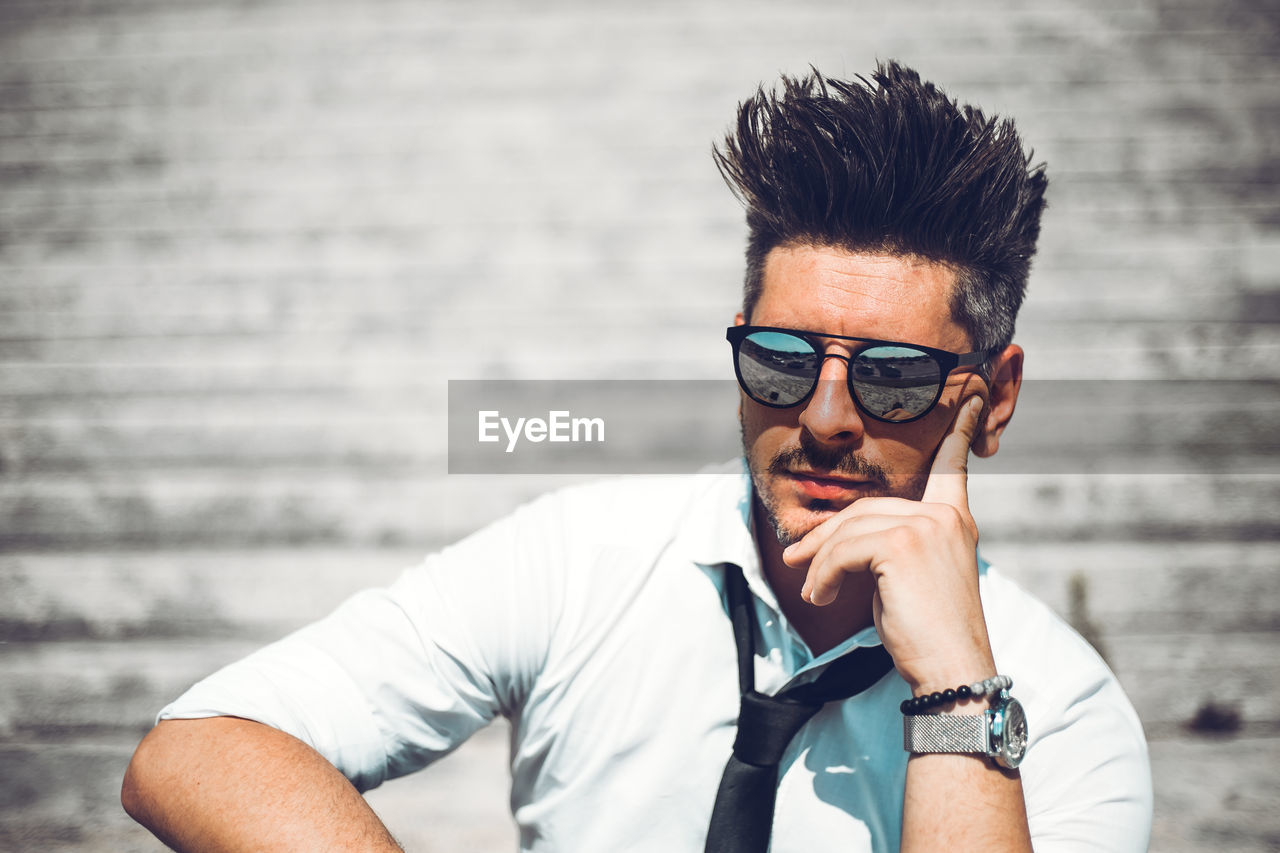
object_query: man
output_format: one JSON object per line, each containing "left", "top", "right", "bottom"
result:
{"left": 123, "top": 62, "right": 1152, "bottom": 851}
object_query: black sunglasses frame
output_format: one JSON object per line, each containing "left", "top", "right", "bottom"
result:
{"left": 726, "top": 324, "right": 994, "bottom": 424}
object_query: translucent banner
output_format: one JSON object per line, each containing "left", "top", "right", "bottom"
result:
{"left": 447, "top": 380, "right": 1280, "bottom": 475}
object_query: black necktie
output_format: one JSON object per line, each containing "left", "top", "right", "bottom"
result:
{"left": 704, "top": 564, "right": 894, "bottom": 853}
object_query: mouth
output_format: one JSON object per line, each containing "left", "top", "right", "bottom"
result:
{"left": 786, "top": 469, "right": 876, "bottom": 501}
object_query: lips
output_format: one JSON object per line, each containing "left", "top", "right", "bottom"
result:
{"left": 787, "top": 470, "right": 872, "bottom": 501}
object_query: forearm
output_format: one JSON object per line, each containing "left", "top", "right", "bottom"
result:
{"left": 902, "top": 751, "right": 1032, "bottom": 850}
{"left": 900, "top": 667, "right": 1033, "bottom": 852}
{"left": 122, "top": 717, "right": 403, "bottom": 852}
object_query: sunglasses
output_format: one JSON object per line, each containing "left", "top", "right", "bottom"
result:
{"left": 727, "top": 325, "right": 993, "bottom": 424}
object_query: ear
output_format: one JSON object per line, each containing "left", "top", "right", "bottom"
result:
{"left": 733, "top": 312, "right": 746, "bottom": 327}
{"left": 971, "top": 344, "right": 1023, "bottom": 458}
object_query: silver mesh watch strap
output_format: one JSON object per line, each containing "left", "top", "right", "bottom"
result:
{"left": 902, "top": 713, "right": 987, "bottom": 754}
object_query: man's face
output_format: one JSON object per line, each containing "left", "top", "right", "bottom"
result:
{"left": 739, "top": 245, "right": 988, "bottom": 547}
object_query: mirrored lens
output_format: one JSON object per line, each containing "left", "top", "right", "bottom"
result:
{"left": 850, "top": 345, "right": 943, "bottom": 421}
{"left": 737, "top": 331, "right": 820, "bottom": 406}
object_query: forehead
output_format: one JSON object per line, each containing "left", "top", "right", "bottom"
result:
{"left": 753, "top": 245, "right": 969, "bottom": 350}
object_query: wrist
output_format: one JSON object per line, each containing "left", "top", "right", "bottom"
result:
{"left": 901, "top": 674, "right": 1012, "bottom": 716}
{"left": 901, "top": 685, "right": 1029, "bottom": 770}
{"left": 901, "top": 645, "right": 997, "bottom": 698}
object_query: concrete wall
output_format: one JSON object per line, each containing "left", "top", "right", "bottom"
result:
{"left": 1, "top": 0, "right": 1277, "bottom": 849}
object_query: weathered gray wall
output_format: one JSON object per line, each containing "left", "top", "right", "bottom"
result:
{"left": 1, "top": 0, "right": 1277, "bottom": 850}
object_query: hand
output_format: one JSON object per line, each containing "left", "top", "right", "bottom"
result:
{"left": 781, "top": 395, "right": 995, "bottom": 692}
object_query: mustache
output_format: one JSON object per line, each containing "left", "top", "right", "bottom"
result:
{"left": 766, "top": 432, "right": 891, "bottom": 490}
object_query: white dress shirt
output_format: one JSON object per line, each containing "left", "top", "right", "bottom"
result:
{"left": 161, "top": 463, "right": 1153, "bottom": 852}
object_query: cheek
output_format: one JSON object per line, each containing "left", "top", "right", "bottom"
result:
{"left": 740, "top": 402, "right": 796, "bottom": 449}
{"left": 864, "top": 415, "right": 950, "bottom": 469}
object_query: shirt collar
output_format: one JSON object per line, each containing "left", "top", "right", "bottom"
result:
{"left": 678, "top": 457, "right": 759, "bottom": 574}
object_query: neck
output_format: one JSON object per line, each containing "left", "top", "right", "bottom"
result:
{"left": 753, "top": 501, "right": 876, "bottom": 657}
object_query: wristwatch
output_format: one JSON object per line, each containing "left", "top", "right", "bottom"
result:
{"left": 902, "top": 691, "right": 1028, "bottom": 769}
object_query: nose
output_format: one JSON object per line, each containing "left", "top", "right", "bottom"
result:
{"left": 797, "top": 353, "right": 865, "bottom": 444}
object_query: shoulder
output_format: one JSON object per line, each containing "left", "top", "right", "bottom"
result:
{"left": 543, "top": 470, "right": 739, "bottom": 525}
{"left": 979, "top": 566, "right": 1106, "bottom": 675}
{"left": 407, "top": 470, "right": 744, "bottom": 613}
{"left": 465, "top": 469, "right": 742, "bottom": 553}
{"left": 979, "top": 564, "right": 1135, "bottom": 721}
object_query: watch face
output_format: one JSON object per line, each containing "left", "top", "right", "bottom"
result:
{"left": 993, "top": 696, "right": 1029, "bottom": 769}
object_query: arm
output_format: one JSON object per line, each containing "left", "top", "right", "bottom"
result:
{"left": 900, "top": 713, "right": 1031, "bottom": 850}
{"left": 122, "top": 717, "right": 403, "bottom": 853}
{"left": 786, "top": 394, "right": 1034, "bottom": 851}
{"left": 121, "top": 504, "right": 564, "bottom": 851}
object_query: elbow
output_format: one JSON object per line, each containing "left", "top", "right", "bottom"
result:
{"left": 120, "top": 727, "right": 157, "bottom": 822}
{"left": 121, "top": 721, "right": 180, "bottom": 826}
{"left": 120, "top": 758, "right": 143, "bottom": 820}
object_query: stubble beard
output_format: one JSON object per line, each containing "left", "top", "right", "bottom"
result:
{"left": 742, "top": 424, "right": 930, "bottom": 548}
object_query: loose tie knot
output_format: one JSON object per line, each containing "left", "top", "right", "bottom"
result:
{"left": 731, "top": 690, "right": 823, "bottom": 767}
{"left": 704, "top": 564, "right": 895, "bottom": 853}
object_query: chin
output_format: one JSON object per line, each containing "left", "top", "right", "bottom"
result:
{"left": 757, "top": 494, "right": 840, "bottom": 548}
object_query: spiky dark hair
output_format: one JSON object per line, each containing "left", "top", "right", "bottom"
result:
{"left": 714, "top": 61, "right": 1048, "bottom": 352}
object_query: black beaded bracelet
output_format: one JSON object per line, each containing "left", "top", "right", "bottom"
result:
{"left": 899, "top": 674, "right": 1012, "bottom": 715}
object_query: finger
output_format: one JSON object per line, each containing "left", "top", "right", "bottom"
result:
{"left": 799, "top": 517, "right": 918, "bottom": 604}
{"left": 801, "top": 529, "right": 894, "bottom": 606}
{"left": 782, "top": 495, "right": 939, "bottom": 568}
{"left": 921, "top": 395, "right": 983, "bottom": 509}
{"left": 781, "top": 510, "right": 845, "bottom": 567}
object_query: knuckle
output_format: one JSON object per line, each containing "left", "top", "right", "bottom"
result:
{"left": 888, "top": 525, "right": 919, "bottom": 550}
{"left": 827, "top": 537, "right": 857, "bottom": 568}
{"left": 934, "top": 503, "right": 966, "bottom": 530}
